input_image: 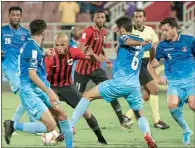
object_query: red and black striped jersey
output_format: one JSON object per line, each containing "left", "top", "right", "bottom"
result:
{"left": 75, "top": 25, "right": 107, "bottom": 75}
{"left": 45, "top": 47, "right": 86, "bottom": 87}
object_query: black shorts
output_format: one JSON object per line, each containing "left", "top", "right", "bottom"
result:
{"left": 139, "top": 58, "right": 153, "bottom": 86}
{"left": 74, "top": 68, "right": 108, "bottom": 93}
{"left": 51, "top": 85, "right": 82, "bottom": 108}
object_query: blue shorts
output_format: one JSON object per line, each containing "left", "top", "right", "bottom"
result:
{"left": 168, "top": 78, "right": 195, "bottom": 107}
{"left": 20, "top": 83, "right": 52, "bottom": 120}
{"left": 71, "top": 60, "right": 78, "bottom": 82}
{"left": 98, "top": 79, "right": 143, "bottom": 111}
{"left": 2, "top": 69, "right": 20, "bottom": 94}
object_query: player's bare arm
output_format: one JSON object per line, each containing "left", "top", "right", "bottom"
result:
{"left": 125, "top": 38, "right": 150, "bottom": 46}
{"left": 147, "top": 60, "right": 167, "bottom": 85}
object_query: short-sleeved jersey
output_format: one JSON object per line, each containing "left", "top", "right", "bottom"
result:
{"left": 45, "top": 47, "right": 86, "bottom": 87}
{"left": 19, "top": 38, "right": 49, "bottom": 87}
{"left": 69, "top": 37, "right": 79, "bottom": 48}
{"left": 113, "top": 34, "right": 152, "bottom": 87}
{"left": 156, "top": 34, "right": 195, "bottom": 80}
{"left": 2, "top": 24, "right": 30, "bottom": 71}
{"left": 75, "top": 25, "right": 107, "bottom": 75}
{"left": 132, "top": 25, "right": 159, "bottom": 58}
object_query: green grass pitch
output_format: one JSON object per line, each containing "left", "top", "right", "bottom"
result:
{"left": 2, "top": 91, "right": 195, "bottom": 147}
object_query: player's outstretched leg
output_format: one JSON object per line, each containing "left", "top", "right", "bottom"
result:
{"left": 134, "top": 110, "right": 157, "bottom": 148}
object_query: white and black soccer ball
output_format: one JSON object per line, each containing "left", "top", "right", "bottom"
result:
{"left": 41, "top": 130, "right": 59, "bottom": 146}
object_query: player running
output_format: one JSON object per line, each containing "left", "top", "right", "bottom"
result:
{"left": 71, "top": 16, "right": 157, "bottom": 148}
{"left": 4, "top": 19, "right": 73, "bottom": 147}
{"left": 45, "top": 32, "right": 107, "bottom": 144}
{"left": 148, "top": 17, "right": 195, "bottom": 146}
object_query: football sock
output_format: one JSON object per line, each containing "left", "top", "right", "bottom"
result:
{"left": 150, "top": 95, "right": 160, "bottom": 123}
{"left": 71, "top": 98, "right": 90, "bottom": 127}
{"left": 110, "top": 99, "right": 124, "bottom": 124}
{"left": 138, "top": 116, "right": 150, "bottom": 134}
{"left": 86, "top": 114, "right": 103, "bottom": 139}
{"left": 59, "top": 120, "right": 73, "bottom": 147}
{"left": 170, "top": 107, "right": 191, "bottom": 132}
{"left": 12, "top": 103, "right": 25, "bottom": 122}
{"left": 14, "top": 122, "right": 47, "bottom": 133}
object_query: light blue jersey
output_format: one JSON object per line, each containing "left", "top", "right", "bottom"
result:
{"left": 113, "top": 34, "right": 152, "bottom": 87}
{"left": 2, "top": 24, "right": 30, "bottom": 71}
{"left": 19, "top": 38, "right": 52, "bottom": 120}
{"left": 156, "top": 34, "right": 195, "bottom": 107}
{"left": 19, "top": 38, "right": 49, "bottom": 87}
{"left": 156, "top": 34, "right": 195, "bottom": 81}
{"left": 98, "top": 34, "right": 152, "bottom": 111}
{"left": 2, "top": 24, "right": 30, "bottom": 93}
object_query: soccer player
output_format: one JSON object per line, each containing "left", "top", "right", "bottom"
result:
{"left": 125, "top": 9, "right": 169, "bottom": 129}
{"left": 71, "top": 16, "right": 157, "bottom": 148}
{"left": 74, "top": 9, "right": 133, "bottom": 129}
{"left": 148, "top": 17, "right": 195, "bottom": 145}
{"left": 4, "top": 20, "right": 73, "bottom": 147}
{"left": 45, "top": 32, "right": 107, "bottom": 144}
{"left": 1, "top": 6, "right": 34, "bottom": 125}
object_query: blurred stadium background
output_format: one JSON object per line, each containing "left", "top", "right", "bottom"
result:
{"left": 1, "top": 1, "right": 195, "bottom": 147}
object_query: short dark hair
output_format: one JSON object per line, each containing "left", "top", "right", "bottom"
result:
{"left": 9, "top": 6, "right": 22, "bottom": 15}
{"left": 115, "top": 16, "right": 132, "bottom": 32}
{"left": 134, "top": 9, "right": 146, "bottom": 17}
{"left": 29, "top": 19, "right": 47, "bottom": 36}
{"left": 160, "top": 17, "right": 178, "bottom": 29}
{"left": 95, "top": 9, "right": 105, "bottom": 14}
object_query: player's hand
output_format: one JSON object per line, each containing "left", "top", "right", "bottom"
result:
{"left": 47, "top": 89, "right": 60, "bottom": 108}
{"left": 45, "top": 49, "right": 55, "bottom": 59}
{"left": 97, "top": 54, "right": 106, "bottom": 63}
{"left": 2, "top": 50, "right": 5, "bottom": 57}
{"left": 85, "top": 46, "right": 94, "bottom": 56}
{"left": 155, "top": 76, "right": 167, "bottom": 85}
{"left": 150, "top": 59, "right": 159, "bottom": 68}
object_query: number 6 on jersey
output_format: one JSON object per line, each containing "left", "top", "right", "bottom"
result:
{"left": 131, "top": 51, "right": 139, "bottom": 70}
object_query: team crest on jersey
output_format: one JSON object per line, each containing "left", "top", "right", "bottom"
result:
{"left": 21, "top": 36, "right": 26, "bottom": 41}
{"left": 67, "top": 59, "right": 73, "bottom": 65}
{"left": 182, "top": 47, "right": 187, "bottom": 52}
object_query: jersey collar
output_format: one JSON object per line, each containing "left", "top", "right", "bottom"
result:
{"left": 28, "top": 38, "right": 41, "bottom": 47}
{"left": 133, "top": 25, "right": 145, "bottom": 32}
{"left": 9, "top": 24, "right": 21, "bottom": 31}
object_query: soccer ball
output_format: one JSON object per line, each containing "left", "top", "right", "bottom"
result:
{"left": 41, "top": 130, "right": 59, "bottom": 146}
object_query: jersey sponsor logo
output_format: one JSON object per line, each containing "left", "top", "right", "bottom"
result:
{"left": 3, "top": 34, "right": 13, "bottom": 37}
{"left": 182, "top": 46, "right": 187, "bottom": 52}
{"left": 164, "top": 48, "right": 174, "bottom": 51}
{"left": 67, "top": 59, "right": 73, "bottom": 65}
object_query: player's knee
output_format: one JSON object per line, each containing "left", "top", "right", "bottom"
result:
{"left": 83, "top": 92, "right": 94, "bottom": 101}
{"left": 83, "top": 109, "right": 91, "bottom": 119}
{"left": 149, "top": 86, "right": 158, "bottom": 95}
{"left": 168, "top": 102, "right": 178, "bottom": 109}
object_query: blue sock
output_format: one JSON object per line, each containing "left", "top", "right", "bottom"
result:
{"left": 12, "top": 103, "right": 25, "bottom": 122}
{"left": 138, "top": 116, "right": 150, "bottom": 134}
{"left": 170, "top": 107, "right": 191, "bottom": 133}
{"left": 71, "top": 98, "right": 90, "bottom": 127}
{"left": 14, "top": 122, "right": 48, "bottom": 134}
{"left": 59, "top": 120, "right": 73, "bottom": 147}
